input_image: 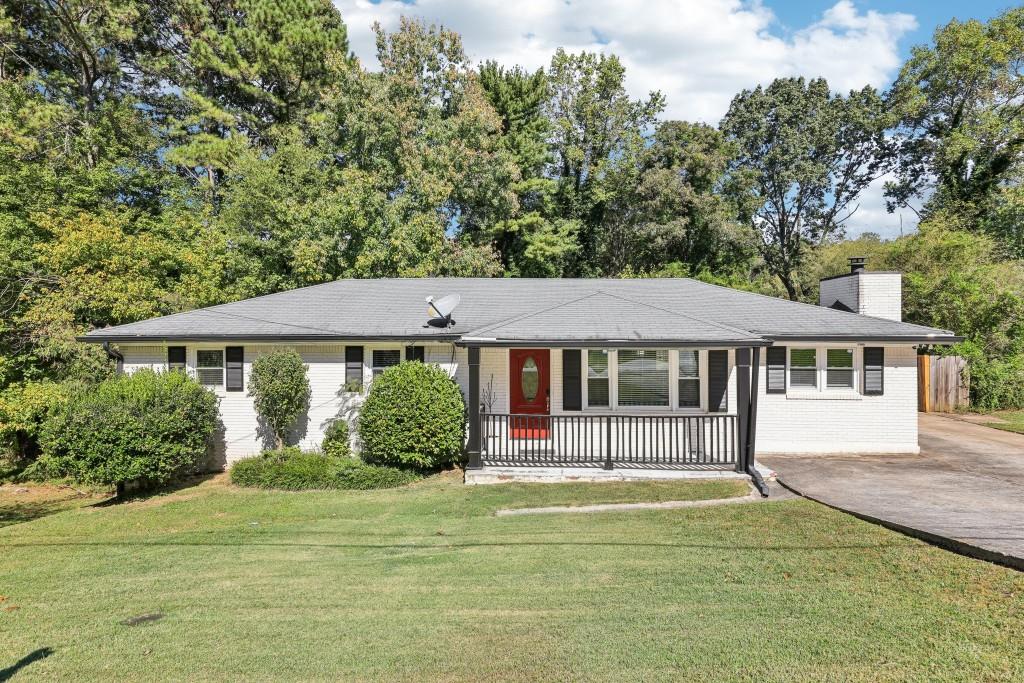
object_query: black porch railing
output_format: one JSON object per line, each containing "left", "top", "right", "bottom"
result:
{"left": 479, "top": 413, "right": 738, "bottom": 469}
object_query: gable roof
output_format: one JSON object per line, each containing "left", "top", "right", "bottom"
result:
{"left": 81, "top": 277, "right": 960, "bottom": 346}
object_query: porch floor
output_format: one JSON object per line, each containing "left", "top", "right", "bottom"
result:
{"left": 466, "top": 463, "right": 770, "bottom": 485}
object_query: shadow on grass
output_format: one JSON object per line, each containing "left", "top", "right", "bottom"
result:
{"left": 0, "top": 647, "right": 53, "bottom": 682}
{"left": 93, "top": 472, "right": 221, "bottom": 507}
{"left": 0, "top": 494, "right": 101, "bottom": 529}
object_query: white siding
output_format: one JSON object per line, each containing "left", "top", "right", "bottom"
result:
{"left": 119, "top": 341, "right": 919, "bottom": 466}
{"left": 755, "top": 345, "right": 918, "bottom": 454}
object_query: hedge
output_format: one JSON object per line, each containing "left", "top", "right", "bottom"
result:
{"left": 358, "top": 361, "right": 464, "bottom": 470}
{"left": 37, "top": 369, "right": 219, "bottom": 488}
{"left": 230, "top": 449, "right": 420, "bottom": 490}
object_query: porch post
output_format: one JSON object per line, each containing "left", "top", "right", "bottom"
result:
{"left": 466, "top": 345, "right": 482, "bottom": 469}
{"left": 748, "top": 347, "right": 760, "bottom": 471}
{"left": 734, "top": 347, "right": 751, "bottom": 473}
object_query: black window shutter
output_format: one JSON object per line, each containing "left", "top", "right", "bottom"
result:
{"left": 405, "top": 346, "right": 425, "bottom": 362}
{"left": 167, "top": 346, "right": 186, "bottom": 371}
{"left": 863, "top": 347, "right": 884, "bottom": 395}
{"left": 708, "top": 350, "right": 729, "bottom": 413}
{"left": 345, "top": 346, "right": 363, "bottom": 389}
{"left": 225, "top": 346, "right": 244, "bottom": 391}
{"left": 766, "top": 346, "right": 787, "bottom": 394}
{"left": 562, "top": 349, "right": 582, "bottom": 411}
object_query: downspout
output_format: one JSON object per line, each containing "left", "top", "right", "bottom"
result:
{"left": 102, "top": 342, "right": 124, "bottom": 375}
{"left": 746, "top": 347, "right": 768, "bottom": 497}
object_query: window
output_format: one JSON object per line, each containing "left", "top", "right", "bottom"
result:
{"left": 167, "top": 346, "right": 186, "bottom": 372}
{"left": 196, "top": 350, "right": 224, "bottom": 387}
{"left": 678, "top": 350, "right": 700, "bottom": 407}
{"left": 826, "top": 348, "right": 855, "bottom": 388}
{"left": 789, "top": 348, "right": 817, "bottom": 388}
{"left": 225, "top": 346, "right": 244, "bottom": 392}
{"left": 617, "top": 349, "right": 669, "bottom": 407}
{"left": 372, "top": 349, "right": 401, "bottom": 377}
{"left": 345, "top": 346, "right": 363, "bottom": 390}
{"left": 587, "top": 350, "right": 609, "bottom": 407}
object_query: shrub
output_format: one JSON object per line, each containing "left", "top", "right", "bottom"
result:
{"left": 322, "top": 420, "right": 350, "bottom": 458}
{"left": 358, "top": 361, "right": 465, "bottom": 470}
{"left": 0, "top": 381, "right": 76, "bottom": 461}
{"left": 248, "top": 349, "right": 310, "bottom": 448}
{"left": 230, "top": 450, "right": 419, "bottom": 490}
{"left": 37, "top": 370, "right": 219, "bottom": 488}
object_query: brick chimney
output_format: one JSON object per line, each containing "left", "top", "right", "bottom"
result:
{"left": 818, "top": 257, "right": 902, "bottom": 321}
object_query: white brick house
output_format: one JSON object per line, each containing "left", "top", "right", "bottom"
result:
{"left": 84, "top": 261, "right": 960, "bottom": 490}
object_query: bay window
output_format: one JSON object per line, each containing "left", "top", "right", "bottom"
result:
{"left": 617, "top": 349, "right": 669, "bottom": 407}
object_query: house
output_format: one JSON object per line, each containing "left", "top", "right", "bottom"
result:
{"left": 81, "top": 259, "right": 960, "bottom": 490}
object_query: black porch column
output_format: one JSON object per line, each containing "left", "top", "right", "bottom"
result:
{"left": 466, "top": 346, "right": 482, "bottom": 469}
{"left": 734, "top": 347, "right": 751, "bottom": 473}
{"left": 748, "top": 347, "right": 760, "bottom": 471}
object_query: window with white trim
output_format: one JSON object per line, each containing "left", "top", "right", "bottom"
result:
{"left": 587, "top": 350, "right": 610, "bottom": 407}
{"left": 371, "top": 349, "right": 401, "bottom": 377}
{"left": 617, "top": 349, "right": 669, "bottom": 407}
{"left": 678, "top": 349, "right": 700, "bottom": 407}
{"left": 196, "top": 349, "right": 224, "bottom": 387}
{"left": 789, "top": 348, "right": 817, "bottom": 389}
{"left": 826, "top": 348, "right": 855, "bottom": 389}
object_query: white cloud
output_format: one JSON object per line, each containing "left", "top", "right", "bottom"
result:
{"left": 334, "top": 0, "right": 916, "bottom": 122}
{"left": 334, "top": 0, "right": 920, "bottom": 237}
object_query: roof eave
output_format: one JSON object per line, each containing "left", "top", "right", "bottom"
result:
{"left": 456, "top": 337, "right": 770, "bottom": 348}
{"left": 78, "top": 333, "right": 462, "bottom": 344}
{"left": 765, "top": 334, "right": 963, "bottom": 345}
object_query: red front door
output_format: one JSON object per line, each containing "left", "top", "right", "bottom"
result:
{"left": 509, "top": 349, "right": 550, "bottom": 438}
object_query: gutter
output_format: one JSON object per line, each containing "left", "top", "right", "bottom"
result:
{"left": 765, "top": 334, "right": 963, "bottom": 344}
{"left": 101, "top": 342, "right": 124, "bottom": 374}
{"left": 456, "top": 337, "right": 772, "bottom": 348}
{"left": 78, "top": 333, "right": 463, "bottom": 344}
{"left": 745, "top": 346, "right": 769, "bottom": 497}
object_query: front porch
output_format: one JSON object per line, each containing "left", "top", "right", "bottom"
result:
{"left": 463, "top": 345, "right": 766, "bottom": 492}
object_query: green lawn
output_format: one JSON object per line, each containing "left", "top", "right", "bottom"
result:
{"left": 1, "top": 473, "right": 1021, "bottom": 682}
{"left": 985, "top": 410, "right": 1024, "bottom": 434}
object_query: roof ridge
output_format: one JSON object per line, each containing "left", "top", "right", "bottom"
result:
{"left": 594, "top": 289, "right": 764, "bottom": 340}
{"left": 464, "top": 291, "right": 607, "bottom": 336}
{"left": 684, "top": 278, "right": 955, "bottom": 335}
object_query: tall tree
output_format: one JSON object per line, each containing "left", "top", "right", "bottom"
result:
{"left": 544, "top": 49, "right": 664, "bottom": 276}
{"left": 603, "top": 121, "right": 754, "bottom": 276}
{"left": 721, "top": 77, "right": 895, "bottom": 300}
{"left": 887, "top": 8, "right": 1024, "bottom": 223}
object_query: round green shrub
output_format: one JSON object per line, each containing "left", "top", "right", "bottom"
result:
{"left": 37, "top": 370, "right": 219, "bottom": 488}
{"left": 248, "top": 349, "right": 310, "bottom": 448}
{"left": 230, "top": 449, "right": 419, "bottom": 490}
{"left": 358, "top": 361, "right": 465, "bottom": 470}
{"left": 322, "top": 420, "right": 350, "bottom": 458}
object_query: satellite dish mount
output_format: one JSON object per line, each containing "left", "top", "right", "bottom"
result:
{"left": 425, "top": 294, "right": 460, "bottom": 328}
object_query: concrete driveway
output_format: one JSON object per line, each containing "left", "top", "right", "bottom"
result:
{"left": 761, "top": 414, "right": 1024, "bottom": 570}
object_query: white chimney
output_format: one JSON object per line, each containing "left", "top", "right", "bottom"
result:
{"left": 819, "top": 257, "right": 902, "bottom": 321}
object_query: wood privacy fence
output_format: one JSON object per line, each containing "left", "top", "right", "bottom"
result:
{"left": 918, "top": 355, "right": 969, "bottom": 412}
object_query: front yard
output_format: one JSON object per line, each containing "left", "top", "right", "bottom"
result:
{"left": 1, "top": 473, "right": 1021, "bottom": 682}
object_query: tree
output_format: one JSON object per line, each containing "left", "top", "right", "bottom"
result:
{"left": 544, "top": 50, "right": 664, "bottom": 275}
{"left": 721, "top": 77, "right": 895, "bottom": 300}
{"left": 248, "top": 349, "right": 310, "bottom": 448}
{"left": 603, "top": 121, "right": 755, "bottom": 276}
{"left": 887, "top": 8, "right": 1024, "bottom": 223}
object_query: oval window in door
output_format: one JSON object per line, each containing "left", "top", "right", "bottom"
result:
{"left": 521, "top": 356, "right": 539, "bottom": 401}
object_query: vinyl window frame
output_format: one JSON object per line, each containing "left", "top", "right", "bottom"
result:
{"left": 580, "top": 349, "right": 709, "bottom": 413}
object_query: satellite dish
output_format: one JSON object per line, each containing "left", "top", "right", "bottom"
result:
{"left": 425, "top": 294, "right": 460, "bottom": 327}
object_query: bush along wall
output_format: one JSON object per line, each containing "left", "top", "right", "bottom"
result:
{"left": 230, "top": 448, "right": 420, "bottom": 490}
{"left": 37, "top": 369, "right": 219, "bottom": 492}
{"left": 358, "top": 361, "right": 465, "bottom": 470}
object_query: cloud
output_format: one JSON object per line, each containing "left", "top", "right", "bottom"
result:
{"left": 334, "top": 0, "right": 916, "bottom": 123}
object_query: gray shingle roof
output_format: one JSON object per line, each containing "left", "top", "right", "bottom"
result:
{"left": 81, "top": 278, "right": 960, "bottom": 345}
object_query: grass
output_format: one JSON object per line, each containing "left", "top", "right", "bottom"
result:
{"left": 984, "top": 410, "right": 1024, "bottom": 434}
{"left": 0, "top": 473, "right": 1021, "bottom": 682}
{"left": 0, "top": 483, "right": 109, "bottom": 529}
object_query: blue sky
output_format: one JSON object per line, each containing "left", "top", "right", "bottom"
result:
{"left": 333, "top": 1, "right": 1010, "bottom": 237}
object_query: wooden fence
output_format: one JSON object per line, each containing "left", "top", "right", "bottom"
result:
{"left": 918, "top": 355, "right": 969, "bottom": 412}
